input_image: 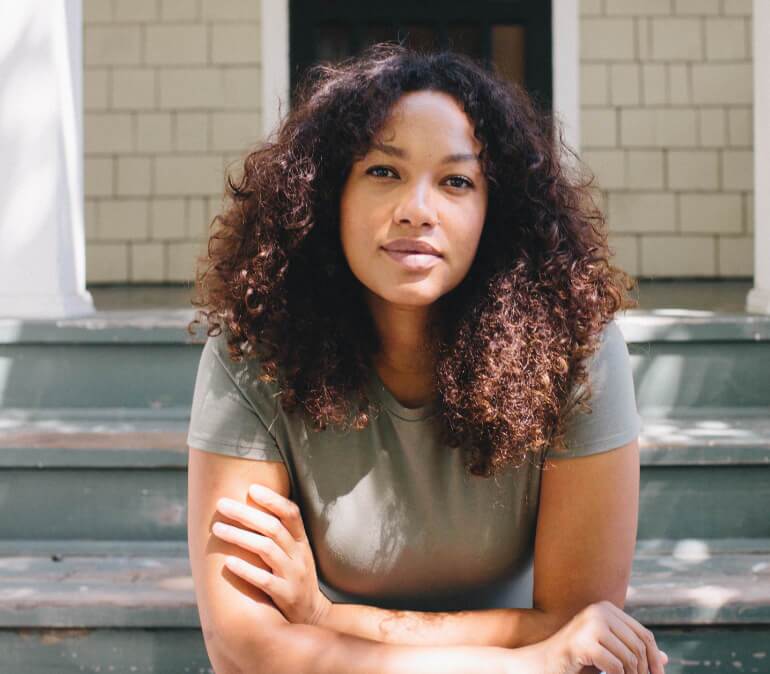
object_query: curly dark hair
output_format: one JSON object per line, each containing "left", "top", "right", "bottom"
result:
{"left": 188, "top": 42, "right": 638, "bottom": 478}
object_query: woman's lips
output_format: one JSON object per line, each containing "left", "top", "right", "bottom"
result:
{"left": 381, "top": 248, "right": 442, "bottom": 271}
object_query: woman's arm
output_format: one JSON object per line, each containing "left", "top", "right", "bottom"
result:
{"left": 252, "top": 623, "right": 544, "bottom": 674}
{"left": 325, "top": 437, "right": 646, "bottom": 647}
{"left": 188, "top": 447, "right": 545, "bottom": 674}
{"left": 534, "top": 436, "right": 666, "bottom": 674}
{"left": 210, "top": 442, "right": 639, "bottom": 651}
{"left": 314, "top": 440, "right": 643, "bottom": 647}
{"left": 318, "top": 602, "right": 565, "bottom": 648}
{"left": 534, "top": 438, "right": 640, "bottom": 615}
{"left": 212, "top": 479, "right": 568, "bottom": 649}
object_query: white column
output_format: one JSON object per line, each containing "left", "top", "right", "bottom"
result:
{"left": 552, "top": 0, "right": 581, "bottom": 168}
{"left": 260, "top": 0, "right": 290, "bottom": 141}
{"left": 747, "top": 0, "right": 770, "bottom": 314}
{"left": 0, "top": 0, "right": 94, "bottom": 319}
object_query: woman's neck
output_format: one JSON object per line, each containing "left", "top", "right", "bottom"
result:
{"left": 365, "top": 293, "right": 437, "bottom": 408}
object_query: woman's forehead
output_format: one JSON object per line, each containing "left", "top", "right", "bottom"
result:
{"left": 370, "top": 93, "right": 481, "bottom": 155}
{"left": 383, "top": 91, "right": 473, "bottom": 130}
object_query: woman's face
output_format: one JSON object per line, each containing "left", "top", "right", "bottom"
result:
{"left": 339, "top": 90, "right": 489, "bottom": 309}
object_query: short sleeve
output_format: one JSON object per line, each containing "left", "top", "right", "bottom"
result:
{"left": 186, "top": 332, "right": 285, "bottom": 463}
{"left": 547, "top": 320, "right": 643, "bottom": 460}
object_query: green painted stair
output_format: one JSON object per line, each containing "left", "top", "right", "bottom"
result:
{"left": 2, "top": 310, "right": 770, "bottom": 413}
{"left": 0, "top": 542, "right": 768, "bottom": 673}
{"left": 1, "top": 308, "right": 769, "bottom": 673}
{"left": 0, "top": 408, "right": 767, "bottom": 541}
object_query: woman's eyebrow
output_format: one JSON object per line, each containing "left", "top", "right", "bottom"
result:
{"left": 371, "top": 141, "right": 480, "bottom": 164}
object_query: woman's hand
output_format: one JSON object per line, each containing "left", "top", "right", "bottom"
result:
{"left": 524, "top": 600, "right": 669, "bottom": 674}
{"left": 212, "top": 483, "right": 332, "bottom": 627}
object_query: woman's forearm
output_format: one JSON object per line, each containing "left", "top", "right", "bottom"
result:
{"left": 318, "top": 602, "right": 566, "bottom": 648}
{"left": 230, "top": 621, "right": 545, "bottom": 674}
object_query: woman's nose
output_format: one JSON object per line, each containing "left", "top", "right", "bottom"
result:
{"left": 394, "top": 181, "right": 440, "bottom": 228}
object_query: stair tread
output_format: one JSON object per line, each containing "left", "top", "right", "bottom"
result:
{"left": 639, "top": 415, "right": 770, "bottom": 464}
{"left": 2, "top": 409, "right": 769, "bottom": 467}
{"left": 619, "top": 309, "right": 770, "bottom": 342}
{"left": 3, "top": 310, "right": 770, "bottom": 343}
{"left": 0, "top": 409, "right": 189, "bottom": 466}
{"left": 0, "top": 553, "right": 197, "bottom": 628}
{"left": 0, "top": 308, "right": 203, "bottom": 344}
{"left": 0, "top": 544, "right": 769, "bottom": 628}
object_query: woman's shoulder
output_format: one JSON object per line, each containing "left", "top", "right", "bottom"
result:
{"left": 203, "top": 325, "right": 267, "bottom": 366}
{"left": 552, "top": 316, "right": 640, "bottom": 458}
{"left": 199, "top": 327, "right": 282, "bottom": 402}
{"left": 188, "top": 326, "right": 289, "bottom": 463}
{"left": 587, "top": 318, "right": 632, "bottom": 376}
{"left": 565, "top": 318, "right": 633, "bottom": 405}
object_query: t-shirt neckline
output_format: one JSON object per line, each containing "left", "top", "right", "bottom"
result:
{"left": 367, "top": 365, "right": 440, "bottom": 422}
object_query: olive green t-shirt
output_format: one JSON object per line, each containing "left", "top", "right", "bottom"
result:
{"left": 186, "top": 319, "right": 642, "bottom": 611}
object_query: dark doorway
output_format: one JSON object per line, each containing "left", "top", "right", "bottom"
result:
{"left": 289, "top": 0, "right": 552, "bottom": 113}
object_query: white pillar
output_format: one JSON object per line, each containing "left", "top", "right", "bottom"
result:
{"left": 260, "top": 0, "right": 290, "bottom": 141}
{"left": 747, "top": 0, "right": 770, "bottom": 314}
{"left": 0, "top": 0, "right": 94, "bottom": 319}
{"left": 552, "top": 0, "right": 581, "bottom": 165}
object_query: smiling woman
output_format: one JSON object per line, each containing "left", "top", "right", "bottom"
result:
{"left": 185, "top": 43, "right": 667, "bottom": 674}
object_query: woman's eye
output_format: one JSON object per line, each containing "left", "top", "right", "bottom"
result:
{"left": 366, "top": 166, "right": 397, "bottom": 178}
{"left": 365, "top": 167, "right": 473, "bottom": 190}
{"left": 446, "top": 176, "right": 473, "bottom": 189}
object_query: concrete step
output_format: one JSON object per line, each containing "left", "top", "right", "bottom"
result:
{"left": 0, "top": 541, "right": 768, "bottom": 673}
{"left": 637, "top": 415, "right": 770, "bottom": 540}
{"left": 1, "top": 310, "right": 770, "bottom": 413}
{"left": 0, "top": 409, "right": 189, "bottom": 542}
{"left": 621, "top": 311, "right": 770, "bottom": 415}
{"left": 0, "top": 409, "right": 768, "bottom": 541}
{"left": 0, "top": 309, "right": 203, "bottom": 410}
{"left": 0, "top": 630, "right": 212, "bottom": 674}
{"left": 1, "top": 540, "right": 768, "bottom": 627}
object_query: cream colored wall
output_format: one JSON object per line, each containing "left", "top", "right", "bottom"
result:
{"left": 580, "top": 0, "right": 754, "bottom": 277}
{"left": 82, "top": 0, "right": 753, "bottom": 283}
{"left": 83, "top": 0, "right": 261, "bottom": 283}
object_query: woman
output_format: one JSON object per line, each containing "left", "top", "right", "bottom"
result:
{"left": 186, "top": 43, "right": 668, "bottom": 674}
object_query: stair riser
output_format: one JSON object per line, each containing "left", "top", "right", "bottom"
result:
{"left": 0, "top": 628, "right": 211, "bottom": 674}
{"left": 1, "top": 469, "right": 187, "bottom": 541}
{"left": 630, "top": 342, "right": 770, "bottom": 414}
{"left": 2, "top": 465, "right": 767, "bottom": 541}
{"left": 0, "top": 344, "right": 201, "bottom": 409}
{"left": 1, "top": 340, "right": 769, "bottom": 411}
{"left": 638, "top": 465, "right": 770, "bottom": 539}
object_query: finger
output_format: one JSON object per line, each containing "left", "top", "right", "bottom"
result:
{"left": 216, "top": 498, "right": 296, "bottom": 554}
{"left": 600, "top": 630, "right": 644, "bottom": 674}
{"left": 248, "top": 484, "right": 307, "bottom": 541}
{"left": 609, "top": 618, "right": 651, "bottom": 674}
{"left": 223, "top": 555, "right": 290, "bottom": 604}
{"left": 212, "top": 521, "right": 291, "bottom": 573}
{"left": 604, "top": 603, "right": 666, "bottom": 674}
{"left": 584, "top": 642, "right": 624, "bottom": 674}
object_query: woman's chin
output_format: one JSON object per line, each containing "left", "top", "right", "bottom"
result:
{"left": 359, "top": 275, "right": 453, "bottom": 309}
{"left": 377, "top": 284, "right": 445, "bottom": 308}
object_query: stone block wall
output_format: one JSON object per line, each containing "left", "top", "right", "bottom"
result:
{"left": 83, "top": 0, "right": 261, "bottom": 283}
{"left": 580, "top": 0, "right": 754, "bottom": 277}
{"left": 83, "top": 0, "right": 754, "bottom": 283}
